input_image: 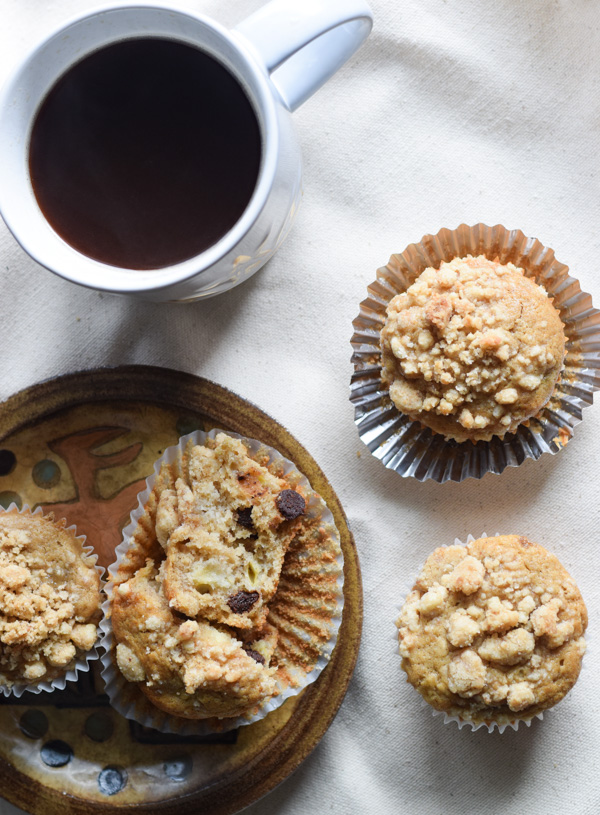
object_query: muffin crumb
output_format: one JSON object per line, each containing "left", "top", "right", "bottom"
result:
{"left": 160, "top": 433, "right": 309, "bottom": 630}
{"left": 110, "top": 432, "right": 342, "bottom": 722}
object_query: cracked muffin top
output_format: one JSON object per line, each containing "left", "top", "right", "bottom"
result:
{"left": 380, "top": 256, "right": 565, "bottom": 442}
{"left": 396, "top": 535, "right": 587, "bottom": 726}
{"left": 0, "top": 509, "right": 101, "bottom": 688}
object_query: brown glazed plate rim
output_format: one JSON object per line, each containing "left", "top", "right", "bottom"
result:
{"left": 0, "top": 365, "right": 363, "bottom": 815}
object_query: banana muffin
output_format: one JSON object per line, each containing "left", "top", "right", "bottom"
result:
{"left": 112, "top": 561, "right": 278, "bottom": 719}
{"left": 109, "top": 431, "right": 342, "bottom": 723}
{"left": 396, "top": 535, "right": 587, "bottom": 727}
{"left": 157, "top": 432, "right": 307, "bottom": 631}
{"left": 0, "top": 509, "right": 101, "bottom": 688}
{"left": 380, "top": 256, "right": 565, "bottom": 442}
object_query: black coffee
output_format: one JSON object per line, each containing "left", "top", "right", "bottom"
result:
{"left": 29, "top": 38, "right": 261, "bottom": 270}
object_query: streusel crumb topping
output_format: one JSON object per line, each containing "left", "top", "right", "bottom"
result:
{"left": 380, "top": 256, "right": 565, "bottom": 441}
{"left": 396, "top": 536, "right": 587, "bottom": 725}
{"left": 0, "top": 511, "right": 101, "bottom": 687}
{"left": 112, "top": 561, "right": 278, "bottom": 720}
{"left": 111, "top": 432, "right": 342, "bottom": 722}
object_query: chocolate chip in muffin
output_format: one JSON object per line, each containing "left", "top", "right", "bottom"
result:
{"left": 243, "top": 647, "right": 265, "bottom": 665}
{"left": 236, "top": 506, "right": 255, "bottom": 529}
{"left": 276, "top": 490, "right": 305, "bottom": 520}
{"left": 227, "top": 590, "right": 260, "bottom": 614}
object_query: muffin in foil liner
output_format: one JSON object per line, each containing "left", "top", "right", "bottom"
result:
{"left": 350, "top": 223, "right": 600, "bottom": 482}
{"left": 394, "top": 533, "right": 587, "bottom": 734}
{"left": 0, "top": 504, "right": 104, "bottom": 698}
{"left": 100, "top": 429, "right": 344, "bottom": 736}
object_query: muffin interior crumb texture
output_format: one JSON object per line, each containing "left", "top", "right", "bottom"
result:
{"left": 158, "top": 435, "right": 307, "bottom": 631}
{"left": 380, "top": 256, "right": 565, "bottom": 442}
{"left": 396, "top": 535, "right": 587, "bottom": 725}
{"left": 0, "top": 511, "right": 101, "bottom": 687}
{"left": 111, "top": 432, "right": 336, "bottom": 721}
{"left": 113, "top": 562, "right": 279, "bottom": 720}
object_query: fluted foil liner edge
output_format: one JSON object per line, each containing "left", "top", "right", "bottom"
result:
{"left": 350, "top": 223, "right": 600, "bottom": 482}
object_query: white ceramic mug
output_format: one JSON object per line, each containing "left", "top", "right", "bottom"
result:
{"left": 0, "top": 0, "right": 372, "bottom": 302}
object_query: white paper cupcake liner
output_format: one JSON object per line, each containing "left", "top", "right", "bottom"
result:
{"left": 100, "top": 429, "right": 344, "bottom": 735}
{"left": 425, "top": 698, "right": 542, "bottom": 734}
{"left": 393, "top": 533, "right": 587, "bottom": 733}
{"left": 351, "top": 224, "right": 600, "bottom": 482}
{"left": 0, "top": 503, "right": 104, "bottom": 698}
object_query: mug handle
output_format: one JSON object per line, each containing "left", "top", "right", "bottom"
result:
{"left": 233, "top": 0, "right": 373, "bottom": 112}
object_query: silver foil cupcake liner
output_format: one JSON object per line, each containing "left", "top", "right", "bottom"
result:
{"left": 394, "top": 533, "right": 586, "bottom": 733}
{"left": 0, "top": 504, "right": 104, "bottom": 698}
{"left": 351, "top": 223, "right": 600, "bottom": 481}
{"left": 100, "top": 429, "right": 344, "bottom": 735}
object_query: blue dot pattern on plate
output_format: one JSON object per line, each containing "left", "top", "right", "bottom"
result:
{"left": 0, "top": 450, "right": 16, "bottom": 476}
{"left": 98, "top": 766, "right": 127, "bottom": 795}
{"left": 84, "top": 712, "right": 114, "bottom": 743}
{"left": 40, "top": 740, "right": 72, "bottom": 768}
{"left": 19, "top": 710, "right": 48, "bottom": 740}
{"left": 164, "top": 755, "right": 193, "bottom": 782}
{"left": 32, "top": 459, "right": 61, "bottom": 489}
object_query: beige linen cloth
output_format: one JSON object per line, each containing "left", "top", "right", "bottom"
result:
{"left": 1, "top": 0, "right": 599, "bottom": 813}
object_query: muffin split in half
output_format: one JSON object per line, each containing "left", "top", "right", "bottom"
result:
{"left": 109, "top": 432, "right": 342, "bottom": 723}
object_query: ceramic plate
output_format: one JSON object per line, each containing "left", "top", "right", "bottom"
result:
{"left": 0, "top": 366, "right": 362, "bottom": 815}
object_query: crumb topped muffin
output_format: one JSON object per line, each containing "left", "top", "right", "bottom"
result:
{"left": 112, "top": 561, "right": 278, "bottom": 719}
{"left": 108, "top": 431, "right": 342, "bottom": 724}
{"left": 0, "top": 509, "right": 102, "bottom": 688}
{"left": 396, "top": 535, "right": 587, "bottom": 727}
{"left": 380, "top": 256, "right": 565, "bottom": 442}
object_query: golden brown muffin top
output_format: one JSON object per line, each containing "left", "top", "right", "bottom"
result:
{"left": 380, "top": 256, "right": 565, "bottom": 442}
{"left": 0, "top": 510, "right": 101, "bottom": 687}
{"left": 396, "top": 535, "right": 587, "bottom": 726}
